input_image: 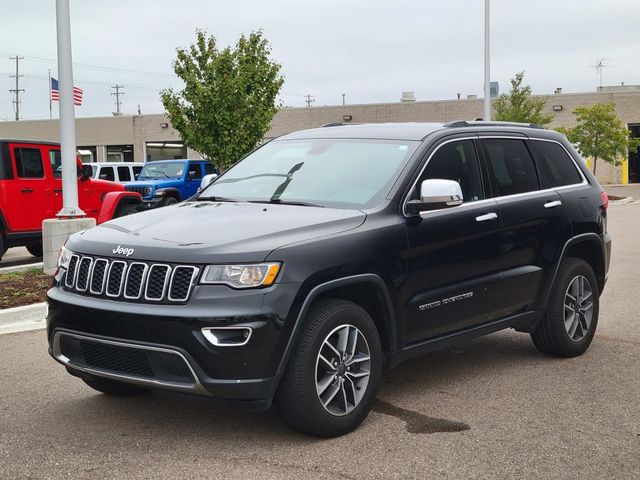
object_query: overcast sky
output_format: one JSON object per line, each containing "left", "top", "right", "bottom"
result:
{"left": 1, "top": 0, "right": 639, "bottom": 121}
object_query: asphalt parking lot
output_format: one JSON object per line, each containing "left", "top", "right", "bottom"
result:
{"left": 1, "top": 202, "right": 639, "bottom": 480}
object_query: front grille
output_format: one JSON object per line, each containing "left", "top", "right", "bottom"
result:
{"left": 126, "top": 186, "right": 150, "bottom": 198}
{"left": 58, "top": 334, "right": 195, "bottom": 385}
{"left": 63, "top": 255, "right": 199, "bottom": 304}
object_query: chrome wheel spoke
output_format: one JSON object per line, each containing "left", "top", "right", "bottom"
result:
{"left": 318, "top": 353, "right": 337, "bottom": 371}
{"left": 316, "top": 373, "right": 336, "bottom": 396}
{"left": 346, "top": 353, "right": 370, "bottom": 366}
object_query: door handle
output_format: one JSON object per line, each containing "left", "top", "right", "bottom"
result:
{"left": 21, "top": 188, "right": 33, "bottom": 193}
{"left": 544, "top": 200, "right": 562, "bottom": 209}
{"left": 476, "top": 212, "right": 498, "bottom": 222}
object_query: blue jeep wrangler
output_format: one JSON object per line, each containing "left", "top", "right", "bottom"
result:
{"left": 124, "top": 159, "right": 215, "bottom": 208}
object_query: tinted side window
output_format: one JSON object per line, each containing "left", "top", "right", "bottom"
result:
{"left": 133, "top": 166, "right": 143, "bottom": 177}
{"left": 482, "top": 139, "right": 539, "bottom": 197}
{"left": 187, "top": 163, "right": 203, "bottom": 179}
{"left": 98, "top": 166, "right": 115, "bottom": 181}
{"left": 49, "top": 150, "right": 62, "bottom": 178}
{"left": 417, "top": 140, "right": 484, "bottom": 202}
{"left": 117, "top": 166, "right": 131, "bottom": 181}
{"left": 15, "top": 148, "right": 44, "bottom": 178}
{"left": 529, "top": 140, "right": 582, "bottom": 188}
{"left": 204, "top": 163, "right": 214, "bottom": 175}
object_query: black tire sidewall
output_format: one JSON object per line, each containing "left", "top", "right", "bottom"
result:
{"left": 162, "top": 197, "right": 178, "bottom": 206}
{"left": 547, "top": 258, "right": 600, "bottom": 356}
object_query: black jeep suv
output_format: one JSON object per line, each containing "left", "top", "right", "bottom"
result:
{"left": 47, "top": 121, "right": 611, "bottom": 437}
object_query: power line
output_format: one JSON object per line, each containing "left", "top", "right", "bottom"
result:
{"left": 111, "top": 84, "right": 124, "bottom": 113}
{"left": 0, "top": 53, "right": 175, "bottom": 78}
{"left": 9, "top": 55, "right": 25, "bottom": 121}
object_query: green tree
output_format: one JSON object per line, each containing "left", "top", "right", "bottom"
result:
{"left": 493, "top": 71, "right": 554, "bottom": 126}
{"left": 161, "top": 30, "right": 284, "bottom": 170}
{"left": 556, "top": 103, "right": 640, "bottom": 175}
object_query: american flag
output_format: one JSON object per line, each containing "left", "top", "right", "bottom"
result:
{"left": 50, "top": 77, "right": 83, "bottom": 106}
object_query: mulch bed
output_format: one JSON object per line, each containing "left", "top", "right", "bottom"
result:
{"left": 0, "top": 268, "right": 51, "bottom": 309}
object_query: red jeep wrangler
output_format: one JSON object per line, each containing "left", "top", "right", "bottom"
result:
{"left": 0, "top": 140, "right": 142, "bottom": 260}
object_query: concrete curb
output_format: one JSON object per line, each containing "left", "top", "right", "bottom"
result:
{"left": 610, "top": 196, "right": 634, "bottom": 205}
{"left": 0, "top": 262, "right": 44, "bottom": 274}
{"left": 0, "top": 302, "right": 47, "bottom": 335}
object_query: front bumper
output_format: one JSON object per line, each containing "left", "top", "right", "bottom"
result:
{"left": 47, "top": 282, "right": 301, "bottom": 407}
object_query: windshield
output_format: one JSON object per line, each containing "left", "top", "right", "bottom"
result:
{"left": 138, "top": 161, "right": 186, "bottom": 180}
{"left": 199, "top": 139, "right": 418, "bottom": 208}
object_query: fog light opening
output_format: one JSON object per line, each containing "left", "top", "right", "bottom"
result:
{"left": 201, "top": 327, "right": 252, "bottom": 347}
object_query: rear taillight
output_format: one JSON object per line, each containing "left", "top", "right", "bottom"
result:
{"left": 600, "top": 191, "right": 609, "bottom": 209}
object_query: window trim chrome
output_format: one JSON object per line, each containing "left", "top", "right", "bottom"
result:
{"left": 123, "top": 262, "right": 149, "bottom": 300}
{"left": 105, "top": 260, "right": 127, "bottom": 298}
{"left": 144, "top": 264, "right": 171, "bottom": 301}
{"left": 402, "top": 135, "right": 589, "bottom": 217}
{"left": 167, "top": 265, "right": 199, "bottom": 302}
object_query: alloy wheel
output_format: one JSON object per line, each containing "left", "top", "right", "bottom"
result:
{"left": 315, "top": 324, "right": 371, "bottom": 416}
{"left": 564, "top": 275, "right": 594, "bottom": 342}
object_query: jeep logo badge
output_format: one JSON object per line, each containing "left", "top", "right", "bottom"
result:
{"left": 112, "top": 245, "right": 135, "bottom": 257}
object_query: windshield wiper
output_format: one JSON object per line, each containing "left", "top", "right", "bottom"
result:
{"left": 247, "top": 199, "right": 323, "bottom": 208}
{"left": 195, "top": 195, "right": 239, "bottom": 202}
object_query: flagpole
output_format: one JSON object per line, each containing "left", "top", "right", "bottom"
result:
{"left": 48, "top": 69, "right": 52, "bottom": 120}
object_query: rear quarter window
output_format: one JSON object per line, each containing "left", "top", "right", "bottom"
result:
{"left": 529, "top": 140, "right": 583, "bottom": 188}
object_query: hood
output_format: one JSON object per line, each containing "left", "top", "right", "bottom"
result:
{"left": 124, "top": 179, "right": 181, "bottom": 189}
{"left": 67, "top": 201, "right": 366, "bottom": 264}
{"left": 89, "top": 178, "right": 124, "bottom": 191}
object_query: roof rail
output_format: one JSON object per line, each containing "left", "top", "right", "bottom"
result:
{"left": 443, "top": 120, "right": 545, "bottom": 129}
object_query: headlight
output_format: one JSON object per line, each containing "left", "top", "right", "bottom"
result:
{"left": 201, "top": 263, "right": 281, "bottom": 288}
{"left": 58, "top": 246, "right": 73, "bottom": 270}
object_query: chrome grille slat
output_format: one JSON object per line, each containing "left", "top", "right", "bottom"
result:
{"left": 124, "top": 262, "right": 148, "bottom": 300}
{"left": 65, "top": 255, "right": 80, "bottom": 288}
{"left": 145, "top": 264, "right": 171, "bottom": 301}
{"left": 75, "top": 257, "right": 93, "bottom": 292}
{"left": 65, "top": 256, "right": 197, "bottom": 303}
{"left": 168, "top": 266, "right": 199, "bottom": 302}
{"left": 90, "top": 259, "right": 108, "bottom": 295}
{"left": 106, "top": 261, "right": 127, "bottom": 297}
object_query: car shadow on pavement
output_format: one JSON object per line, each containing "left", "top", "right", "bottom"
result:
{"left": 46, "top": 330, "right": 556, "bottom": 444}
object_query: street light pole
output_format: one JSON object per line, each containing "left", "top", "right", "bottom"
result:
{"left": 483, "top": 0, "right": 491, "bottom": 121}
{"left": 55, "top": 0, "right": 84, "bottom": 217}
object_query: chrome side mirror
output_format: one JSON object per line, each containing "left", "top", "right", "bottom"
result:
{"left": 199, "top": 173, "right": 218, "bottom": 191}
{"left": 406, "top": 179, "right": 463, "bottom": 214}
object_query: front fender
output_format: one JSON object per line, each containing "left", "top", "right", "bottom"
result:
{"left": 98, "top": 191, "right": 142, "bottom": 224}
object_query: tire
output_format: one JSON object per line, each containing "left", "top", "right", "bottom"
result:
{"left": 82, "top": 375, "right": 149, "bottom": 396}
{"left": 276, "top": 298, "right": 382, "bottom": 437}
{"left": 531, "top": 258, "right": 599, "bottom": 357}
{"left": 115, "top": 203, "right": 139, "bottom": 218}
{"left": 161, "top": 196, "right": 179, "bottom": 207}
{"left": 0, "top": 235, "right": 6, "bottom": 261}
{"left": 26, "top": 242, "right": 43, "bottom": 257}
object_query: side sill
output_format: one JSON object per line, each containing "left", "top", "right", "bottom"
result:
{"left": 388, "top": 310, "right": 538, "bottom": 369}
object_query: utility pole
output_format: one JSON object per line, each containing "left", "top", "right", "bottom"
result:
{"left": 483, "top": 0, "right": 491, "bottom": 121}
{"left": 137, "top": 104, "right": 141, "bottom": 115}
{"left": 111, "top": 84, "right": 124, "bottom": 113}
{"left": 341, "top": 93, "right": 346, "bottom": 106}
{"left": 9, "top": 55, "right": 25, "bottom": 121}
{"left": 595, "top": 58, "right": 607, "bottom": 88}
{"left": 305, "top": 94, "right": 315, "bottom": 108}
